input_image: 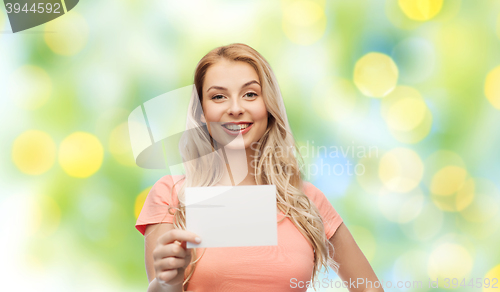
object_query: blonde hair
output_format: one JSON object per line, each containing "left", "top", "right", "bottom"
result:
{"left": 169, "top": 43, "right": 338, "bottom": 290}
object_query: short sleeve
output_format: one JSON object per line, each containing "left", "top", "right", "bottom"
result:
{"left": 302, "top": 181, "right": 343, "bottom": 240}
{"left": 135, "top": 175, "right": 185, "bottom": 235}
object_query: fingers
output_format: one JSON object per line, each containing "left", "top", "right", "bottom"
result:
{"left": 153, "top": 229, "right": 200, "bottom": 286}
{"left": 154, "top": 251, "right": 193, "bottom": 283}
{"left": 156, "top": 269, "right": 178, "bottom": 284}
{"left": 158, "top": 229, "right": 201, "bottom": 246}
{"left": 153, "top": 241, "right": 189, "bottom": 260}
{"left": 154, "top": 256, "right": 188, "bottom": 272}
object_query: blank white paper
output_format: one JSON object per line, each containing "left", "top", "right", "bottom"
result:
{"left": 186, "top": 185, "right": 277, "bottom": 248}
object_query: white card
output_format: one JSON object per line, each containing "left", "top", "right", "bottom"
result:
{"left": 186, "top": 185, "right": 277, "bottom": 248}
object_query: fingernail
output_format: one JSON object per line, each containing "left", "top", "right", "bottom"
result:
{"left": 195, "top": 237, "right": 201, "bottom": 243}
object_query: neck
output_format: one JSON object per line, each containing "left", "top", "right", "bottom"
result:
{"left": 215, "top": 145, "right": 259, "bottom": 186}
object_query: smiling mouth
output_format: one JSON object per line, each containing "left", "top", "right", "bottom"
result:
{"left": 222, "top": 123, "right": 253, "bottom": 131}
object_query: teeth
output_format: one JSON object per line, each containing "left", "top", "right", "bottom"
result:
{"left": 223, "top": 123, "right": 251, "bottom": 131}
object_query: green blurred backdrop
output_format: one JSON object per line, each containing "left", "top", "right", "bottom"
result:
{"left": 1, "top": 0, "right": 500, "bottom": 291}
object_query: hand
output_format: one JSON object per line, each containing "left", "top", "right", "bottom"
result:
{"left": 152, "top": 229, "right": 201, "bottom": 287}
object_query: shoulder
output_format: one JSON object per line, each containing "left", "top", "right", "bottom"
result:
{"left": 301, "top": 180, "right": 323, "bottom": 201}
{"left": 300, "top": 180, "right": 344, "bottom": 239}
{"left": 154, "top": 174, "right": 186, "bottom": 186}
{"left": 135, "top": 175, "right": 185, "bottom": 235}
{"left": 149, "top": 174, "right": 186, "bottom": 204}
{"left": 300, "top": 180, "right": 335, "bottom": 212}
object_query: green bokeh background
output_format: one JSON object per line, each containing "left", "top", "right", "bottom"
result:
{"left": 1, "top": 0, "right": 500, "bottom": 291}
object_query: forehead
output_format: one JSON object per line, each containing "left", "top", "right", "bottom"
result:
{"left": 203, "top": 60, "right": 260, "bottom": 89}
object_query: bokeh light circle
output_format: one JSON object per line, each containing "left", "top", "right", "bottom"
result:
{"left": 424, "top": 150, "right": 466, "bottom": 186}
{"left": 429, "top": 166, "right": 473, "bottom": 212}
{"left": 398, "top": 0, "right": 444, "bottom": 21}
{"left": 428, "top": 243, "right": 473, "bottom": 286}
{"left": 485, "top": 65, "right": 500, "bottom": 110}
{"left": 460, "top": 178, "right": 500, "bottom": 223}
{"left": 353, "top": 52, "right": 399, "bottom": 98}
{"left": 401, "top": 201, "right": 444, "bottom": 241}
{"left": 8, "top": 66, "right": 52, "bottom": 110}
{"left": 387, "top": 98, "right": 427, "bottom": 131}
{"left": 385, "top": 0, "right": 422, "bottom": 30}
{"left": 457, "top": 209, "right": 500, "bottom": 241}
{"left": 44, "top": 11, "right": 89, "bottom": 56}
{"left": 135, "top": 187, "right": 152, "bottom": 219}
{"left": 12, "top": 130, "right": 56, "bottom": 175}
{"left": 392, "top": 250, "right": 429, "bottom": 286}
{"left": 455, "top": 178, "right": 475, "bottom": 211}
{"left": 390, "top": 109, "right": 432, "bottom": 143}
{"left": 282, "top": 0, "right": 327, "bottom": 45}
{"left": 59, "top": 132, "right": 104, "bottom": 178}
{"left": 379, "top": 147, "right": 423, "bottom": 193}
{"left": 423, "top": 150, "right": 472, "bottom": 211}
{"left": 484, "top": 265, "right": 500, "bottom": 292}
{"left": 430, "top": 165, "right": 467, "bottom": 196}
{"left": 378, "top": 187, "right": 424, "bottom": 223}
{"left": 381, "top": 86, "right": 432, "bottom": 143}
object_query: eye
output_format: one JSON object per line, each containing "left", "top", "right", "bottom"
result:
{"left": 244, "top": 92, "right": 258, "bottom": 99}
{"left": 211, "top": 94, "right": 225, "bottom": 100}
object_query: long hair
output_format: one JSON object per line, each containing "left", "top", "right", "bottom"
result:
{"left": 169, "top": 43, "right": 338, "bottom": 290}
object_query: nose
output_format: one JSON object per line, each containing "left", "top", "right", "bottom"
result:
{"left": 226, "top": 98, "right": 245, "bottom": 116}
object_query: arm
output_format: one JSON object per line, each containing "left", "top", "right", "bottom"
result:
{"left": 329, "top": 222, "right": 384, "bottom": 292}
{"left": 144, "top": 223, "right": 185, "bottom": 292}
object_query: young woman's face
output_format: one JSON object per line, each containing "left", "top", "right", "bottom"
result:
{"left": 201, "top": 59, "right": 269, "bottom": 149}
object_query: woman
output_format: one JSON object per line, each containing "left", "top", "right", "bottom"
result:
{"left": 136, "top": 43, "right": 383, "bottom": 292}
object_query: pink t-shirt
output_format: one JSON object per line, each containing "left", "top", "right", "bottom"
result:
{"left": 136, "top": 175, "right": 343, "bottom": 292}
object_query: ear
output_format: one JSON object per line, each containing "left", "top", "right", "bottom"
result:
{"left": 200, "top": 113, "right": 206, "bottom": 124}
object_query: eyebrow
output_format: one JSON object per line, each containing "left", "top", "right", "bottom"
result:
{"left": 206, "top": 80, "right": 260, "bottom": 93}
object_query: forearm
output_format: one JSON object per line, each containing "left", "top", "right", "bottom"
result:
{"left": 147, "top": 278, "right": 183, "bottom": 292}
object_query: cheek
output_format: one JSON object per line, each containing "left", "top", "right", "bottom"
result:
{"left": 203, "top": 104, "right": 223, "bottom": 122}
{"left": 250, "top": 101, "right": 269, "bottom": 123}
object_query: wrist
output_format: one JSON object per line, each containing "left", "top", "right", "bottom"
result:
{"left": 148, "top": 278, "right": 183, "bottom": 292}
